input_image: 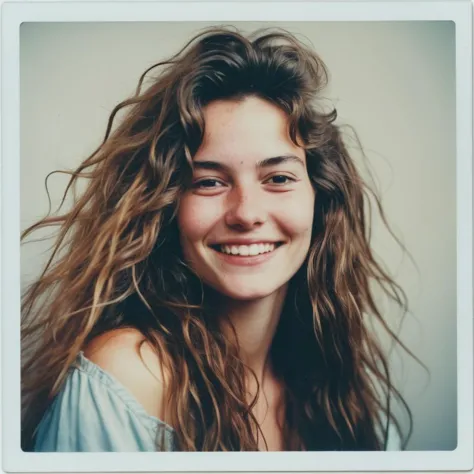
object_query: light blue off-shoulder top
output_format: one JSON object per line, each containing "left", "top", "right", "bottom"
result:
{"left": 34, "top": 352, "right": 176, "bottom": 452}
{"left": 33, "top": 352, "right": 402, "bottom": 452}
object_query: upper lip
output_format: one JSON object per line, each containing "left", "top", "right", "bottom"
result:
{"left": 210, "top": 239, "right": 283, "bottom": 246}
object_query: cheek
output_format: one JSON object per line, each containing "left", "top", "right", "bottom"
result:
{"left": 285, "top": 211, "right": 314, "bottom": 240}
{"left": 177, "top": 196, "right": 221, "bottom": 243}
{"left": 277, "top": 192, "right": 315, "bottom": 238}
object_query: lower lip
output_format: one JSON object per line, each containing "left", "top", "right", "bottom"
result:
{"left": 211, "top": 246, "right": 282, "bottom": 266}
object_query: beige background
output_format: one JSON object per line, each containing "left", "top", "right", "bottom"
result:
{"left": 20, "top": 21, "right": 456, "bottom": 450}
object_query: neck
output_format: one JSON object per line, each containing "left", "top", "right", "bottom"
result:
{"left": 213, "top": 285, "right": 288, "bottom": 385}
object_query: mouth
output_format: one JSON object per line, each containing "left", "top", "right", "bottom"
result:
{"left": 210, "top": 242, "right": 285, "bottom": 257}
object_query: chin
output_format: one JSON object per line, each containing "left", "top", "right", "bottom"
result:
{"left": 212, "top": 281, "right": 284, "bottom": 302}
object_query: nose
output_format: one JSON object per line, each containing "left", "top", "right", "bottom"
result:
{"left": 224, "top": 184, "right": 266, "bottom": 231}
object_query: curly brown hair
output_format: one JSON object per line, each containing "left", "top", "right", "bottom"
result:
{"left": 21, "top": 26, "right": 413, "bottom": 451}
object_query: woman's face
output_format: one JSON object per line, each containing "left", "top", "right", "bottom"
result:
{"left": 177, "top": 96, "right": 315, "bottom": 301}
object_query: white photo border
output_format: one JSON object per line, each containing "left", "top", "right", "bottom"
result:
{"left": 2, "top": 1, "right": 472, "bottom": 472}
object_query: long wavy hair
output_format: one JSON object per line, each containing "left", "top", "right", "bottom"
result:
{"left": 21, "top": 26, "right": 414, "bottom": 451}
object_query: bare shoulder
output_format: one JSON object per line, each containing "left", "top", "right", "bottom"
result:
{"left": 83, "top": 328, "right": 170, "bottom": 422}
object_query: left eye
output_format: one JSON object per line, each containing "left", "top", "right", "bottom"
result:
{"left": 266, "top": 175, "right": 295, "bottom": 185}
{"left": 194, "top": 179, "right": 224, "bottom": 188}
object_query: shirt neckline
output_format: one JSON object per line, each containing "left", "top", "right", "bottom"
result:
{"left": 75, "top": 351, "right": 176, "bottom": 435}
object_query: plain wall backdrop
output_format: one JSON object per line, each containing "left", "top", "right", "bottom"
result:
{"left": 20, "top": 21, "right": 456, "bottom": 451}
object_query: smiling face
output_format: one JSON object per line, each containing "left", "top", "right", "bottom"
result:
{"left": 177, "top": 96, "right": 315, "bottom": 301}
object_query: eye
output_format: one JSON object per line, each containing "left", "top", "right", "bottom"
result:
{"left": 193, "top": 178, "right": 225, "bottom": 189}
{"left": 265, "top": 175, "right": 296, "bottom": 185}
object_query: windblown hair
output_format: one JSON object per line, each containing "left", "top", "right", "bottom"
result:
{"left": 22, "top": 27, "right": 413, "bottom": 451}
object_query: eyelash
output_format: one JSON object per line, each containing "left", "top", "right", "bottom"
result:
{"left": 193, "top": 179, "right": 225, "bottom": 189}
{"left": 193, "top": 175, "right": 297, "bottom": 189}
{"left": 265, "top": 175, "right": 296, "bottom": 185}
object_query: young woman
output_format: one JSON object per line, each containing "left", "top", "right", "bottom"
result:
{"left": 21, "top": 27, "right": 412, "bottom": 452}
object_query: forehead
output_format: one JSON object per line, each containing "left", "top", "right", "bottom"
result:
{"left": 197, "top": 97, "right": 304, "bottom": 161}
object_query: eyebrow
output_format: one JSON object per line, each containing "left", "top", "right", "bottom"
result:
{"left": 193, "top": 154, "right": 305, "bottom": 172}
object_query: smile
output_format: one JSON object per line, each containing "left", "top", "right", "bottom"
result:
{"left": 209, "top": 241, "right": 284, "bottom": 260}
{"left": 218, "top": 243, "right": 279, "bottom": 256}
{"left": 209, "top": 242, "right": 284, "bottom": 267}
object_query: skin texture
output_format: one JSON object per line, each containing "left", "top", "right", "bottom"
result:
{"left": 178, "top": 96, "right": 316, "bottom": 303}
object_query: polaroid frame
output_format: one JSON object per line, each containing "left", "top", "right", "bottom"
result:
{"left": 2, "top": 1, "right": 472, "bottom": 472}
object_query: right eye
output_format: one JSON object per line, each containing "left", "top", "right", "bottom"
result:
{"left": 193, "top": 179, "right": 226, "bottom": 189}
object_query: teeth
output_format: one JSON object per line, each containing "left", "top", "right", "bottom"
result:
{"left": 219, "top": 243, "right": 277, "bottom": 256}
{"left": 239, "top": 245, "right": 249, "bottom": 256}
{"left": 248, "top": 244, "right": 259, "bottom": 256}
